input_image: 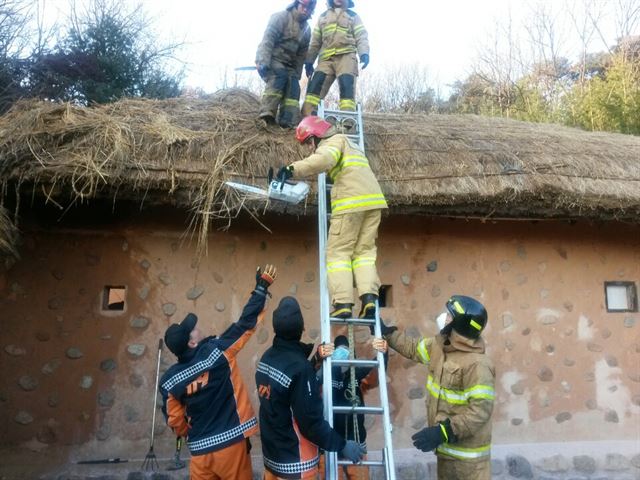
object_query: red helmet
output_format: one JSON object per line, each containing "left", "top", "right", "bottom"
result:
{"left": 295, "top": 116, "right": 332, "bottom": 143}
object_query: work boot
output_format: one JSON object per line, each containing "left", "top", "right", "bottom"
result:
{"left": 331, "top": 303, "right": 353, "bottom": 319}
{"left": 358, "top": 294, "right": 378, "bottom": 319}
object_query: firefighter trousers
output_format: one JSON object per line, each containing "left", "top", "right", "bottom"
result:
{"left": 437, "top": 457, "right": 491, "bottom": 480}
{"left": 326, "top": 209, "right": 381, "bottom": 306}
{"left": 189, "top": 438, "right": 253, "bottom": 480}
{"left": 259, "top": 62, "right": 301, "bottom": 127}
{"left": 302, "top": 52, "right": 358, "bottom": 116}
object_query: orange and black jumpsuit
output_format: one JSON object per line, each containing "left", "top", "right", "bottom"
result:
{"left": 256, "top": 337, "right": 346, "bottom": 479}
{"left": 160, "top": 290, "right": 266, "bottom": 479}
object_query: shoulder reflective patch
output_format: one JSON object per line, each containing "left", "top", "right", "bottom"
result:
{"left": 416, "top": 338, "right": 430, "bottom": 364}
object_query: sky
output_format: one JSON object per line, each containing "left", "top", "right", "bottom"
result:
{"left": 41, "top": 0, "right": 625, "bottom": 95}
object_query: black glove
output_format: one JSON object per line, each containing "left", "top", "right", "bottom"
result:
{"left": 369, "top": 317, "right": 398, "bottom": 336}
{"left": 360, "top": 53, "right": 369, "bottom": 69}
{"left": 411, "top": 419, "right": 456, "bottom": 452}
{"left": 277, "top": 165, "right": 294, "bottom": 183}
{"left": 254, "top": 264, "right": 277, "bottom": 296}
{"left": 340, "top": 440, "right": 365, "bottom": 463}
{"left": 304, "top": 62, "right": 314, "bottom": 78}
{"left": 257, "top": 64, "right": 269, "bottom": 80}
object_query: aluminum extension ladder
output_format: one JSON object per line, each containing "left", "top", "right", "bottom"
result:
{"left": 317, "top": 102, "right": 396, "bottom": 480}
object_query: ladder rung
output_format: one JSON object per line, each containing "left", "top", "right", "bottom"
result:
{"left": 332, "top": 406, "right": 384, "bottom": 415}
{"left": 331, "top": 359, "right": 379, "bottom": 368}
{"left": 337, "top": 459, "right": 385, "bottom": 467}
{"left": 329, "top": 317, "right": 375, "bottom": 325}
{"left": 323, "top": 109, "right": 359, "bottom": 117}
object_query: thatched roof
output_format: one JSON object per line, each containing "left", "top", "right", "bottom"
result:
{"left": 1, "top": 89, "right": 639, "bottom": 254}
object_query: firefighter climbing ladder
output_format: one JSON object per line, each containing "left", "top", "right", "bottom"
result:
{"left": 317, "top": 102, "right": 396, "bottom": 480}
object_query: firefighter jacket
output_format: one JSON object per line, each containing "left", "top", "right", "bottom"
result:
{"left": 305, "top": 7, "right": 369, "bottom": 64}
{"left": 291, "top": 133, "right": 387, "bottom": 215}
{"left": 256, "top": 337, "right": 346, "bottom": 479}
{"left": 159, "top": 290, "right": 266, "bottom": 455}
{"left": 256, "top": 8, "right": 311, "bottom": 77}
{"left": 386, "top": 329, "right": 495, "bottom": 463}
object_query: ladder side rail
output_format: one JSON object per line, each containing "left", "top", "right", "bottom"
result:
{"left": 374, "top": 300, "right": 396, "bottom": 480}
{"left": 318, "top": 102, "right": 339, "bottom": 480}
{"left": 356, "top": 104, "right": 365, "bottom": 151}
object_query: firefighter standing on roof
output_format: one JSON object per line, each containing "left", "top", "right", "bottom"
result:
{"left": 278, "top": 116, "right": 386, "bottom": 320}
{"left": 380, "top": 295, "right": 496, "bottom": 480}
{"left": 301, "top": 0, "right": 369, "bottom": 116}
{"left": 256, "top": 0, "right": 317, "bottom": 128}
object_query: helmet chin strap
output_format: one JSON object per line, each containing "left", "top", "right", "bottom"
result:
{"left": 440, "top": 323, "right": 454, "bottom": 337}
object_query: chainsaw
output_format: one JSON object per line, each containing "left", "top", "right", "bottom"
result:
{"left": 225, "top": 167, "right": 310, "bottom": 205}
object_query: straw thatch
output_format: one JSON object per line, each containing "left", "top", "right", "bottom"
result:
{"left": 0, "top": 205, "right": 19, "bottom": 265}
{"left": 1, "top": 89, "right": 639, "bottom": 255}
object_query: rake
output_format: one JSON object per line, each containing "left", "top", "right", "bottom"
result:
{"left": 142, "top": 339, "right": 163, "bottom": 471}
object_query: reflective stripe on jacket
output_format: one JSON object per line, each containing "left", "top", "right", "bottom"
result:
{"left": 256, "top": 8, "right": 311, "bottom": 76}
{"left": 386, "top": 330, "right": 495, "bottom": 462}
{"left": 159, "top": 291, "right": 266, "bottom": 455}
{"left": 291, "top": 133, "right": 387, "bottom": 215}
{"left": 305, "top": 7, "right": 369, "bottom": 64}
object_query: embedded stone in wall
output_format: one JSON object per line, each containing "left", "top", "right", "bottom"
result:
{"left": 561, "top": 381, "right": 571, "bottom": 392}
{"left": 540, "top": 289, "right": 550, "bottom": 300}
{"left": 410, "top": 416, "right": 426, "bottom": 430}
{"left": 66, "top": 347, "right": 83, "bottom": 359}
{"left": 492, "top": 459, "right": 505, "bottom": 475}
{"left": 257, "top": 328, "right": 269, "bottom": 345}
{"left": 505, "top": 340, "right": 515, "bottom": 351}
{"left": 213, "top": 272, "right": 223, "bottom": 284}
{"left": 48, "top": 296, "right": 64, "bottom": 310}
{"left": 124, "top": 405, "right": 140, "bottom": 422}
{"left": 130, "top": 316, "right": 150, "bottom": 330}
{"left": 408, "top": 387, "right": 424, "bottom": 400}
{"left": 80, "top": 375, "right": 93, "bottom": 389}
{"left": 187, "top": 286, "right": 204, "bottom": 300}
{"left": 426, "top": 261, "right": 438, "bottom": 272}
{"left": 140, "top": 259, "right": 151, "bottom": 270}
{"left": 85, "top": 253, "right": 100, "bottom": 266}
{"left": 601, "top": 328, "right": 612, "bottom": 339}
{"left": 516, "top": 274, "right": 527, "bottom": 285}
{"left": 538, "top": 454, "right": 569, "bottom": 473}
{"left": 129, "top": 373, "right": 143, "bottom": 388}
{"left": 555, "top": 411, "right": 571, "bottom": 423}
{"left": 96, "top": 422, "right": 111, "bottom": 441}
{"left": 364, "top": 416, "right": 376, "bottom": 430}
{"left": 573, "top": 455, "right": 597, "bottom": 474}
{"left": 506, "top": 454, "right": 533, "bottom": 479}
{"left": 537, "top": 366, "right": 553, "bottom": 382}
{"left": 215, "top": 302, "right": 225, "bottom": 312}
{"left": 431, "top": 286, "right": 440, "bottom": 297}
{"left": 401, "top": 274, "right": 410, "bottom": 286}
{"left": 522, "top": 328, "right": 531, "bottom": 336}
{"left": 15, "top": 411, "right": 34, "bottom": 425}
{"left": 138, "top": 284, "right": 150, "bottom": 300}
{"left": 158, "top": 273, "right": 171, "bottom": 286}
{"left": 511, "top": 418, "right": 523, "bottom": 426}
{"left": 501, "top": 289, "right": 509, "bottom": 300}
{"left": 499, "top": 260, "right": 511, "bottom": 272}
{"left": 98, "top": 389, "right": 115, "bottom": 407}
{"left": 42, "top": 359, "right": 62, "bottom": 375}
{"left": 127, "top": 344, "right": 146, "bottom": 357}
{"left": 4, "top": 345, "right": 26, "bottom": 356}
{"left": 18, "top": 375, "right": 38, "bottom": 391}
{"left": 288, "top": 283, "right": 298, "bottom": 295}
{"left": 51, "top": 269, "right": 64, "bottom": 280}
{"left": 584, "top": 371, "right": 595, "bottom": 382}
{"left": 162, "top": 303, "right": 177, "bottom": 316}
{"left": 516, "top": 245, "right": 527, "bottom": 259}
{"left": 587, "top": 343, "right": 603, "bottom": 352}
{"left": 304, "top": 271, "right": 315, "bottom": 283}
{"left": 563, "top": 301, "right": 573, "bottom": 312}
{"left": 48, "top": 393, "right": 60, "bottom": 407}
{"left": 545, "top": 345, "right": 555, "bottom": 354}
{"left": 78, "top": 411, "right": 90, "bottom": 422}
{"left": 510, "top": 382, "right": 525, "bottom": 395}
{"left": 604, "top": 410, "right": 619, "bottom": 423}
{"left": 605, "top": 355, "right": 618, "bottom": 367}
{"left": 285, "top": 255, "right": 295, "bottom": 265}
{"left": 630, "top": 454, "right": 640, "bottom": 469}
{"left": 604, "top": 453, "right": 630, "bottom": 471}
{"left": 122, "top": 240, "right": 129, "bottom": 252}
{"left": 36, "top": 421, "right": 58, "bottom": 444}
{"left": 100, "top": 359, "right": 117, "bottom": 372}
{"left": 624, "top": 317, "right": 636, "bottom": 328}
{"left": 35, "top": 331, "right": 50, "bottom": 342}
